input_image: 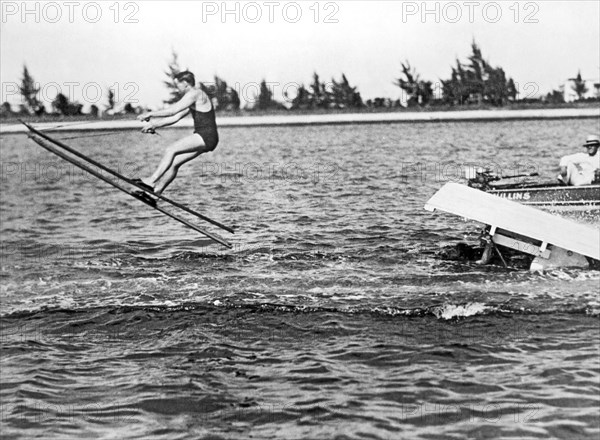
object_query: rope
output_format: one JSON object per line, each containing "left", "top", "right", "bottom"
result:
{"left": 55, "top": 132, "right": 120, "bottom": 141}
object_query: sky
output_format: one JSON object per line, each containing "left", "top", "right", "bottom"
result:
{"left": 1, "top": 0, "right": 599, "bottom": 110}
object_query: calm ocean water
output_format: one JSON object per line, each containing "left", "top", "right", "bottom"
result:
{"left": 1, "top": 119, "right": 599, "bottom": 439}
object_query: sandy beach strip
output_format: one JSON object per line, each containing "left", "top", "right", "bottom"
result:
{"left": 1, "top": 107, "right": 599, "bottom": 134}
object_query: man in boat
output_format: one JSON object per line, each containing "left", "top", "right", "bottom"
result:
{"left": 132, "top": 71, "right": 218, "bottom": 202}
{"left": 558, "top": 135, "right": 600, "bottom": 186}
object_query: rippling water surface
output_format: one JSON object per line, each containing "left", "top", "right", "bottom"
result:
{"left": 1, "top": 119, "right": 599, "bottom": 439}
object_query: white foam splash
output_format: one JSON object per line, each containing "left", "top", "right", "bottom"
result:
{"left": 432, "top": 302, "right": 488, "bottom": 320}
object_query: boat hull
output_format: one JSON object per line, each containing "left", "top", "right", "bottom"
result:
{"left": 487, "top": 184, "right": 599, "bottom": 212}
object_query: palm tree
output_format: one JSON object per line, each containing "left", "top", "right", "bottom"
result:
{"left": 256, "top": 79, "right": 278, "bottom": 110}
{"left": 395, "top": 62, "right": 432, "bottom": 106}
{"left": 331, "top": 74, "right": 363, "bottom": 108}
{"left": 163, "top": 49, "right": 184, "bottom": 104}
{"left": 571, "top": 70, "right": 588, "bottom": 100}
{"left": 19, "top": 64, "right": 43, "bottom": 114}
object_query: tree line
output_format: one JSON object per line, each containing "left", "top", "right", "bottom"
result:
{"left": 394, "top": 42, "right": 593, "bottom": 107}
{"left": 3, "top": 42, "right": 596, "bottom": 118}
{"left": 2, "top": 65, "right": 139, "bottom": 118}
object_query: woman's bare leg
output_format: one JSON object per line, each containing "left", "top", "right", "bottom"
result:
{"left": 154, "top": 150, "right": 201, "bottom": 194}
{"left": 143, "top": 134, "right": 206, "bottom": 188}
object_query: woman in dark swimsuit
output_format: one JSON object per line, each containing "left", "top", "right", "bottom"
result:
{"left": 135, "top": 71, "right": 218, "bottom": 196}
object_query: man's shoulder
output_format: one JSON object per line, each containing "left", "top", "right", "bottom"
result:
{"left": 560, "top": 152, "right": 582, "bottom": 166}
{"left": 192, "top": 88, "right": 212, "bottom": 109}
{"left": 561, "top": 152, "right": 587, "bottom": 161}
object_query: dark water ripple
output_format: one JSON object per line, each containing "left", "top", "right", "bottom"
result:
{"left": 1, "top": 120, "right": 600, "bottom": 439}
{"left": 1, "top": 307, "right": 599, "bottom": 439}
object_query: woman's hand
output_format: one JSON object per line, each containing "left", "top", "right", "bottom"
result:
{"left": 137, "top": 112, "right": 152, "bottom": 122}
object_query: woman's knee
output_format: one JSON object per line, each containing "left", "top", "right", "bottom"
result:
{"left": 165, "top": 145, "right": 181, "bottom": 158}
{"left": 163, "top": 147, "right": 187, "bottom": 165}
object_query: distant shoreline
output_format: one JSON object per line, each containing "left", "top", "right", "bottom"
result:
{"left": 1, "top": 107, "right": 598, "bottom": 134}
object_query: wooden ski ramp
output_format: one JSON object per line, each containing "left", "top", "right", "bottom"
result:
{"left": 425, "top": 183, "right": 599, "bottom": 261}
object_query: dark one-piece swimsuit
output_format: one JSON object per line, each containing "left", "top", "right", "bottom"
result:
{"left": 190, "top": 102, "right": 219, "bottom": 151}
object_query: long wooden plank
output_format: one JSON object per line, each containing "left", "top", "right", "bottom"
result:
{"left": 425, "top": 183, "right": 599, "bottom": 260}
{"left": 29, "top": 135, "right": 232, "bottom": 249}
{"left": 19, "top": 120, "right": 234, "bottom": 234}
